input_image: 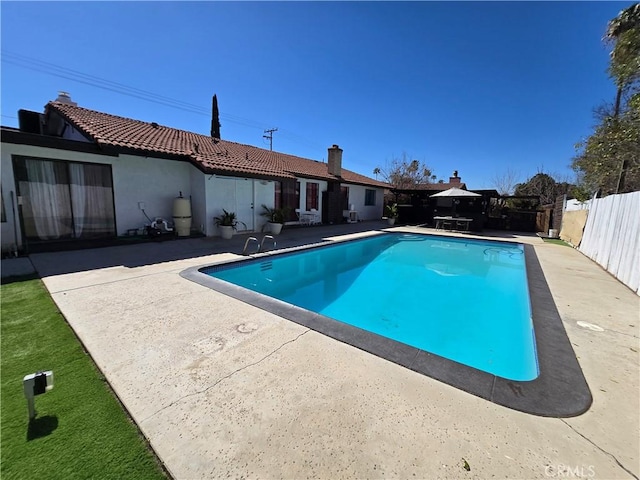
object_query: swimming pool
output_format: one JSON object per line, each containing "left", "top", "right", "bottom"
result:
{"left": 182, "top": 230, "right": 592, "bottom": 416}
{"left": 202, "top": 233, "right": 538, "bottom": 381}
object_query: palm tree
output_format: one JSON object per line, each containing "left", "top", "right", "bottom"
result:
{"left": 373, "top": 167, "right": 381, "bottom": 180}
{"left": 605, "top": 3, "right": 640, "bottom": 39}
{"left": 604, "top": 3, "right": 639, "bottom": 116}
{"left": 603, "top": 3, "right": 640, "bottom": 192}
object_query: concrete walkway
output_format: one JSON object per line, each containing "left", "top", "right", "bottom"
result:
{"left": 16, "top": 223, "right": 640, "bottom": 479}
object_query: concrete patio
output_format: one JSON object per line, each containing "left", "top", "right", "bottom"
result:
{"left": 5, "top": 221, "right": 639, "bottom": 479}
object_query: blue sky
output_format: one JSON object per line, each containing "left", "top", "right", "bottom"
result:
{"left": 0, "top": 1, "right": 631, "bottom": 189}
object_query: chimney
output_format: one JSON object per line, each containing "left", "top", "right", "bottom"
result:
{"left": 327, "top": 144, "right": 342, "bottom": 177}
{"left": 449, "top": 170, "right": 461, "bottom": 184}
{"left": 55, "top": 91, "right": 77, "bottom": 106}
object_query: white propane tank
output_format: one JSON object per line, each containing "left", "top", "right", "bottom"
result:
{"left": 173, "top": 193, "right": 192, "bottom": 237}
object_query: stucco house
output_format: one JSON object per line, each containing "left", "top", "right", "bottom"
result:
{"left": 1, "top": 93, "right": 387, "bottom": 254}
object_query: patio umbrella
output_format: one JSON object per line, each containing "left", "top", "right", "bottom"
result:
{"left": 430, "top": 187, "right": 482, "bottom": 217}
{"left": 429, "top": 187, "right": 482, "bottom": 198}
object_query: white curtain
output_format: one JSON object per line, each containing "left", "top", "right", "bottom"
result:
{"left": 69, "top": 163, "right": 115, "bottom": 237}
{"left": 20, "top": 159, "right": 115, "bottom": 241}
{"left": 85, "top": 164, "right": 114, "bottom": 235}
{"left": 24, "top": 159, "right": 72, "bottom": 240}
{"left": 68, "top": 163, "right": 86, "bottom": 237}
{"left": 579, "top": 191, "right": 640, "bottom": 295}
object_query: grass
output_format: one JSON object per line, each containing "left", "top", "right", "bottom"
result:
{"left": 542, "top": 237, "right": 571, "bottom": 246}
{"left": 1, "top": 278, "right": 167, "bottom": 480}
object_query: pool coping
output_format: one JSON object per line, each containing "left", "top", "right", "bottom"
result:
{"left": 180, "top": 232, "right": 592, "bottom": 417}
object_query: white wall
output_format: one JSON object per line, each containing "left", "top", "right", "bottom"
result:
{"left": 565, "top": 198, "right": 591, "bottom": 211}
{"left": 0, "top": 143, "right": 202, "bottom": 248}
{"left": 1, "top": 145, "right": 20, "bottom": 254}
{"left": 205, "top": 175, "right": 275, "bottom": 236}
{"left": 112, "top": 154, "right": 193, "bottom": 235}
{"left": 190, "top": 167, "right": 207, "bottom": 235}
{"left": 345, "top": 184, "right": 383, "bottom": 221}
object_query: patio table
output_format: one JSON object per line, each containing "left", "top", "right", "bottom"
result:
{"left": 434, "top": 216, "right": 472, "bottom": 232}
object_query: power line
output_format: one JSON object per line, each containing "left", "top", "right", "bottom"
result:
{"left": 1, "top": 50, "right": 326, "bottom": 155}
{"left": 277, "top": 127, "right": 326, "bottom": 151}
{"left": 2, "top": 51, "right": 210, "bottom": 115}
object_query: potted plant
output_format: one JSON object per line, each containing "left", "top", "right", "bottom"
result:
{"left": 213, "top": 209, "right": 246, "bottom": 239}
{"left": 260, "top": 205, "right": 289, "bottom": 235}
{"left": 385, "top": 203, "right": 398, "bottom": 226}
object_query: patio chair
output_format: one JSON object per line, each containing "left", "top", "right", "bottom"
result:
{"left": 295, "top": 208, "right": 311, "bottom": 226}
{"left": 441, "top": 219, "right": 454, "bottom": 230}
{"left": 309, "top": 209, "right": 321, "bottom": 225}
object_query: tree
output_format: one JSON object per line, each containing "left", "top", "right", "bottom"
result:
{"left": 210, "top": 94, "right": 221, "bottom": 139}
{"left": 514, "top": 172, "right": 574, "bottom": 205}
{"left": 605, "top": 2, "right": 640, "bottom": 108}
{"left": 573, "top": 105, "right": 640, "bottom": 194}
{"left": 375, "top": 153, "right": 435, "bottom": 190}
{"left": 606, "top": 3, "right": 640, "bottom": 192}
{"left": 573, "top": 4, "right": 640, "bottom": 194}
{"left": 490, "top": 167, "right": 521, "bottom": 195}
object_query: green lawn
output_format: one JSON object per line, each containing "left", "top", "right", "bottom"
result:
{"left": 1, "top": 278, "right": 167, "bottom": 480}
{"left": 542, "top": 237, "right": 571, "bottom": 246}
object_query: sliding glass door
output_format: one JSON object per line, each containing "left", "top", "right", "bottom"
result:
{"left": 13, "top": 156, "right": 116, "bottom": 242}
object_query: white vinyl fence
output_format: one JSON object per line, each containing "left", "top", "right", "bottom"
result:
{"left": 578, "top": 191, "right": 640, "bottom": 295}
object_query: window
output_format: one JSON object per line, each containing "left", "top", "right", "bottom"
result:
{"left": 274, "top": 181, "right": 282, "bottom": 209}
{"left": 276, "top": 179, "right": 299, "bottom": 222}
{"left": 341, "top": 186, "right": 349, "bottom": 210}
{"left": 306, "top": 182, "right": 319, "bottom": 210}
{"left": 13, "top": 157, "right": 116, "bottom": 241}
{"left": 364, "top": 189, "right": 376, "bottom": 206}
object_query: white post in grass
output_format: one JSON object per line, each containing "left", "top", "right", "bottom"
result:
{"left": 23, "top": 371, "right": 54, "bottom": 420}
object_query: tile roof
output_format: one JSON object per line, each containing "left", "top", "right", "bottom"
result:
{"left": 404, "top": 182, "right": 468, "bottom": 191}
{"left": 385, "top": 182, "right": 468, "bottom": 192}
{"left": 46, "top": 102, "right": 388, "bottom": 188}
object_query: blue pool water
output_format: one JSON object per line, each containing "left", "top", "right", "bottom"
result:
{"left": 205, "top": 233, "right": 539, "bottom": 381}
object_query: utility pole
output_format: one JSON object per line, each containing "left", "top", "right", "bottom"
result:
{"left": 263, "top": 128, "right": 278, "bottom": 151}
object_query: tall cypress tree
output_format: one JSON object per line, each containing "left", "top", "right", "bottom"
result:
{"left": 211, "top": 94, "right": 221, "bottom": 139}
